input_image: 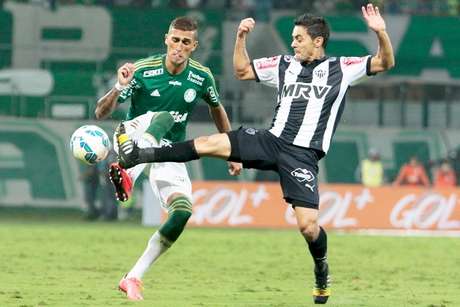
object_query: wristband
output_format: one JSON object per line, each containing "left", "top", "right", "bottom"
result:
{"left": 114, "top": 81, "right": 129, "bottom": 91}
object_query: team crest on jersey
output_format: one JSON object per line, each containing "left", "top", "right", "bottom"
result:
{"left": 291, "top": 168, "right": 315, "bottom": 192}
{"left": 184, "top": 89, "right": 196, "bottom": 103}
{"left": 143, "top": 68, "right": 163, "bottom": 77}
{"left": 314, "top": 69, "right": 327, "bottom": 79}
{"left": 283, "top": 55, "right": 293, "bottom": 62}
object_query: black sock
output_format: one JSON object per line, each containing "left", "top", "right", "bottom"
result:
{"left": 139, "top": 140, "right": 199, "bottom": 163}
{"left": 307, "top": 226, "right": 328, "bottom": 264}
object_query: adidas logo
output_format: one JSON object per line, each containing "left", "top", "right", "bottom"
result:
{"left": 150, "top": 89, "right": 160, "bottom": 97}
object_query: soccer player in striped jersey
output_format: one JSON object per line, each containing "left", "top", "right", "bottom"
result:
{"left": 95, "top": 16, "right": 242, "bottom": 300}
{"left": 115, "top": 4, "right": 394, "bottom": 304}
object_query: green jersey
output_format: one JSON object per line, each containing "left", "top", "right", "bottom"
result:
{"left": 118, "top": 54, "right": 221, "bottom": 142}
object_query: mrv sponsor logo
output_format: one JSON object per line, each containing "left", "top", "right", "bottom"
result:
{"left": 282, "top": 83, "right": 331, "bottom": 100}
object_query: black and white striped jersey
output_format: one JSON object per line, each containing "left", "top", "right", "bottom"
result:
{"left": 251, "top": 54, "right": 373, "bottom": 154}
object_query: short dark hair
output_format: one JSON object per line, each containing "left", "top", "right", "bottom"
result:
{"left": 294, "top": 14, "right": 330, "bottom": 48}
{"left": 169, "top": 16, "right": 198, "bottom": 33}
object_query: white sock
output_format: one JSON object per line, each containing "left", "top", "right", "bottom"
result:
{"left": 126, "top": 231, "right": 171, "bottom": 280}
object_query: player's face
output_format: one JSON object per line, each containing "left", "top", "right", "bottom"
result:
{"left": 165, "top": 28, "right": 198, "bottom": 66}
{"left": 291, "top": 25, "right": 323, "bottom": 62}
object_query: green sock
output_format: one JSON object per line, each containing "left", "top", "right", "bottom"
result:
{"left": 146, "top": 111, "right": 175, "bottom": 142}
{"left": 159, "top": 197, "right": 192, "bottom": 242}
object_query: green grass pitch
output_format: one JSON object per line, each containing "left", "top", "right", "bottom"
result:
{"left": 0, "top": 212, "right": 459, "bottom": 307}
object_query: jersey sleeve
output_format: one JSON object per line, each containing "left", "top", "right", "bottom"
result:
{"left": 251, "top": 55, "right": 282, "bottom": 88}
{"left": 117, "top": 76, "right": 140, "bottom": 104}
{"left": 202, "top": 71, "right": 221, "bottom": 107}
{"left": 340, "top": 55, "right": 375, "bottom": 87}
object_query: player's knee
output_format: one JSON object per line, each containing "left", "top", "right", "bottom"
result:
{"left": 298, "top": 221, "right": 319, "bottom": 242}
{"left": 195, "top": 134, "right": 230, "bottom": 157}
{"left": 195, "top": 135, "right": 219, "bottom": 153}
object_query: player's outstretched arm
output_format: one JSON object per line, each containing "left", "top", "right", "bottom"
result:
{"left": 233, "top": 18, "right": 256, "bottom": 80}
{"left": 95, "top": 63, "right": 135, "bottom": 119}
{"left": 362, "top": 3, "right": 395, "bottom": 74}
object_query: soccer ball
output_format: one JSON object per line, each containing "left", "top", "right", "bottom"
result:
{"left": 70, "top": 125, "right": 111, "bottom": 165}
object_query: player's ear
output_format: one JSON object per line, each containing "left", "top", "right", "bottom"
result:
{"left": 164, "top": 33, "right": 168, "bottom": 45}
{"left": 314, "top": 36, "right": 324, "bottom": 48}
{"left": 191, "top": 40, "right": 198, "bottom": 52}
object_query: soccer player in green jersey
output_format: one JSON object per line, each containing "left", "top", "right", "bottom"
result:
{"left": 95, "top": 16, "right": 242, "bottom": 301}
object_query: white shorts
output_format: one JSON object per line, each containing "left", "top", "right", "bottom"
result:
{"left": 113, "top": 111, "right": 192, "bottom": 206}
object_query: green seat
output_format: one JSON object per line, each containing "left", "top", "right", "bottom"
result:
{"left": 325, "top": 141, "right": 360, "bottom": 183}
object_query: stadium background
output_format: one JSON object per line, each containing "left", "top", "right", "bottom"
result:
{"left": 1, "top": 1, "right": 460, "bottom": 307}
{"left": 2, "top": 0, "right": 460, "bottom": 223}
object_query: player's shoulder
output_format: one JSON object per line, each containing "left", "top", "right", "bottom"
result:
{"left": 134, "top": 54, "right": 164, "bottom": 72}
{"left": 188, "top": 58, "right": 214, "bottom": 79}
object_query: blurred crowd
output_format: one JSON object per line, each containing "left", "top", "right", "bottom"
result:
{"left": 359, "top": 149, "right": 460, "bottom": 188}
{"left": 4, "top": 0, "right": 460, "bottom": 16}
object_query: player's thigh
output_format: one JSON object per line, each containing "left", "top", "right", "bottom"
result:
{"left": 227, "top": 127, "right": 278, "bottom": 170}
{"left": 149, "top": 162, "right": 192, "bottom": 207}
{"left": 278, "top": 150, "right": 319, "bottom": 209}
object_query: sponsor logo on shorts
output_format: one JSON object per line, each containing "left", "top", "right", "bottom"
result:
{"left": 291, "top": 168, "right": 315, "bottom": 192}
{"left": 143, "top": 68, "right": 163, "bottom": 77}
{"left": 244, "top": 128, "right": 258, "bottom": 135}
{"left": 184, "top": 88, "right": 197, "bottom": 103}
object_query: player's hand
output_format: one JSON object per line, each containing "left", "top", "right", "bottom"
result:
{"left": 228, "top": 161, "right": 242, "bottom": 176}
{"left": 237, "top": 18, "right": 255, "bottom": 38}
{"left": 362, "top": 3, "right": 386, "bottom": 33}
{"left": 117, "top": 63, "right": 136, "bottom": 86}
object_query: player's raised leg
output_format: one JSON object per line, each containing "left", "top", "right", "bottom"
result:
{"left": 294, "top": 206, "right": 330, "bottom": 304}
{"left": 110, "top": 111, "right": 175, "bottom": 201}
{"left": 116, "top": 130, "right": 232, "bottom": 169}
